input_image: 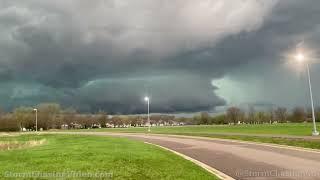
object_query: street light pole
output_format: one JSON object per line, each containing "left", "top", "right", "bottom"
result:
{"left": 147, "top": 99, "right": 150, "bottom": 132}
{"left": 34, "top": 109, "right": 38, "bottom": 132}
{"left": 306, "top": 63, "right": 319, "bottom": 136}
{"left": 296, "top": 52, "right": 319, "bottom": 136}
{"left": 144, "top": 97, "right": 151, "bottom": 132}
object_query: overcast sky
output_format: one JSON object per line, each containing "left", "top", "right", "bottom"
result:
{"left": 0, "top": 0, "right": 320, "bottom": 114}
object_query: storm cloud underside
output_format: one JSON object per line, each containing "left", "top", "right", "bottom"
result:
{"left": 0, "top": 0, "right": 320, "bottom": 113}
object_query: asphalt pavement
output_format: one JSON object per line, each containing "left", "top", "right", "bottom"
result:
{"left": 48, "top": 132, "right": 320, "bottom": 180}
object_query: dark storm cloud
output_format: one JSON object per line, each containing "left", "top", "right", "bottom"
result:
{"left": 211, "top": 0, "right": 320, "bottom": 107}
{"left": 0, "top": 0, "right": 319, "bottom": 113}
{"left": 75, "top": 75, "right": 225, "bottom": 113}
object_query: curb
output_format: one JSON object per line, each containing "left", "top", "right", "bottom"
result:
{"left": 144, "top": 142, "right": 235, "bottom": 180}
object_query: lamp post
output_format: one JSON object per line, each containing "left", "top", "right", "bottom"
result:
{"left": 33, "top": 108, "right": 38, "bottom": 132}
{"left": 295, "top": 53, "right": 319, "bottom": 136}
{"left": 144, "top": 96, "right": 151, "bottom": 132}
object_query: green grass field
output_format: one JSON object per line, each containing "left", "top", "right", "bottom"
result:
{"left": 68, "top": 123, "right": 320, "bottom": 150}
{"left": 0, "top": 134, "right": 217, "bottom": 180}
{"left": 73, "top": 123, "right": 319, "bottom": 136}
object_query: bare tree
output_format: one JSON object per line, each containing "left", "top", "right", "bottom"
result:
{"left": 37, "top": 103, "right": 61, "bottom": 129}
{"left": 275, "top": 107, "right": 287, "bottom": 123}
{"left": 292, "top": 107, "right": 306, "bottom": 122}
{"left": 129, "top": 116, "right": 137, "bottom": 127}
{"left": 62, "top": 107, "right": 77, "bottom": 129}
{"left": 111, "top": 116, "right": 123, "bottom": 127}
{"left": 0, "top": 114, "right": 20, "bottom": 131}
{"left": 247, "top": 106, "right": 255, "bottom": 124}
{"left": 151, "top": 115, "right": 161, "bottom": 126}
{"left": 226, "top": 107, "right": 242, "bottom": 125}
{"left": 136, "top": 116, "right": 143, "bottom": 126}
{"left": 256, "top": 111, "right": 267, "bottom": 124}
{"left": 97, "top": 111, "right": 108, "bottom": 128}
{"left": 121, "top": 115, "right": 131, "bottom": 127}
{"left": 13, "top": 106, "right": 34, "bottom": 130}
{"left": 267, "top": 108, "right": 275, "bottom": 124}
{"left": 316, "top": 107, "right": 320, "bottom": 122}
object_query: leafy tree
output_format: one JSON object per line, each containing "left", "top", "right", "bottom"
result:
{"left": 200, "top": 112, "right": 210, "bottom": 125}
{"left": 211, "top": 114, "right": 227, "bottom": 124}
{"left": 192, "top": 115, "right": 201, "bottom": 125}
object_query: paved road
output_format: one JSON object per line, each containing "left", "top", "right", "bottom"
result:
{"left": 53, "top": 132, "right": 320, "bottom": 180}
{"left": 163, "top": 132, "right": 320, "bottom": 140}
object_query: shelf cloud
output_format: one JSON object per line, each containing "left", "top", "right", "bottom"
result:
{"left": 0, "top": 0, "right": 319, "bottom": 113}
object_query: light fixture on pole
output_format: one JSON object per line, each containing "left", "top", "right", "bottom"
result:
{"left": 33, "top": 108, "right": 38, "bottom": 132}
{"left": 144, "top": 96, "right": 151, "bottom": 132}
{"left": 295, "top": 52, "right": 319, "bottom": 136}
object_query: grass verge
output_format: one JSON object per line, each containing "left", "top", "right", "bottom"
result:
{"left": 0, "top": 134, "right": 218, "bottom": 180}
{"left": 69, "top": 123, "right": 320, "bottom": 136}
{"left": 168, "top": 133, "right": 320, "bottom": 150}
{"left": 63, "top": 123, "right": 320, "bottom": 150}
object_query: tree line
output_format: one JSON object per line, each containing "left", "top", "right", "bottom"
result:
{"left": 185, "top": 106, "right": 320, "bottom": 125}
{"left": 1, "top": 103, "right": 320, "bottom": 131}
{"left": 0, "top": 103, "right": 176, "bottom": 131}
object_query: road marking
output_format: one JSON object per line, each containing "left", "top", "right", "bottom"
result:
{"left": 144, "top": 141, "right": 235, "bottom": 180}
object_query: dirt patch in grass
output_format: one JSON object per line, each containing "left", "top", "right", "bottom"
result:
{"left": 0, "top": 139, "right": 46, "bottom": 151}
{"left": 0, "top": 133, "right": 20, "bottom": 137}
